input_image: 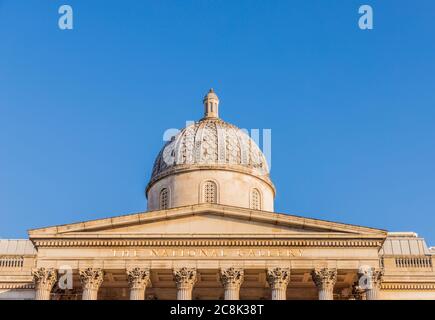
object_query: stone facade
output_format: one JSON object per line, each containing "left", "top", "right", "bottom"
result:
{"left": 1, "top": 90, "right": 434, "bottom": 300}
{"left": 1, "top": 206, "right": 434, "bottom": 300}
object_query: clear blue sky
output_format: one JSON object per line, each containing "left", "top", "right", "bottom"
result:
{"left": 1, "top": 1, "right": 434, "bottom": 245}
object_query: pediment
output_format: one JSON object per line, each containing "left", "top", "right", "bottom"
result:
{"left": 96, "top": 214, "right": 317, "bottom": 235}
{"left": 28, "top": 204, "right": 387, "bottom": 239}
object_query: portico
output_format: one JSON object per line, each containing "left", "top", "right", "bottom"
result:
{"left": 29, "top": 203, "right": 387, "bottom": 300}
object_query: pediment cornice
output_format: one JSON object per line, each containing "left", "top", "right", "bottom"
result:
{"left": 28, "top": 204, "right": 387, "bottom": 242}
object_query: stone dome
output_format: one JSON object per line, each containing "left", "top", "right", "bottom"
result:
{"left": 146, "top": 89, "right": 275, "bottom": 211}
{"left": 149, "top": 118, "right": 270, "bottom": 184}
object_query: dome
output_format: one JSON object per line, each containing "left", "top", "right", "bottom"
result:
{"left": 146, "top": 89, "right": 275, "bottom": 211}
{"left": 149, "top": 118, "right": 270, "bottom": 185}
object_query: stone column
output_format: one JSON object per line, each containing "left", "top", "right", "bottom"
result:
{"left": 311, "top": 268, "right": 337, "bottom": 300}
{"left": 220, "top": 268, "right": 244, "bottom": 300}
{"left": 32, "top": 268, "right": 57, "bottom": 300}
{"left": 357, "top": 267, "right": 384, "bottom": 300}
{"left": 351, "top": 282, "right": 366, "bottom": 300}
{"left": 173, "top": 268, "right": 197, "bottom": 300}
{"left": 267, "top": 267, "right": 290, "bottom": 300}
{"left": 127, "top": 267, "right": 151, "bottom": 300}
{"left": 79, "top": 268, "right": 104, "bottom": 300}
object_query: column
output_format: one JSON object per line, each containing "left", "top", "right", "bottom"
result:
{"left": 311, "top": 268, "right": 337, "bottom": 300}
{"left": 351, "top": 282, "right": 366, "bottom": 300}
{"left": 267, "top": 267, "right": 290, "bottom": 300}
{"left": 357, "top": 267, "right": 383, "bottom": 300}
{"left": 173, "top": 267, "right": 197, "bottom": 300}
{"left": 220, "top": 268, "right": 244, "bottom": 300}
{"left": 79, "top": 268, "right": 104, "bottom": 300}
{"left": 127, "top": 267, "right": 151, "bottom": 300}
{"left": 32, "top": 267, "right": 57, "bottom": 300}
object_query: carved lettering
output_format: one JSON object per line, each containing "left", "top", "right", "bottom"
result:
{"left": 111, "top": 248, "right": 303, "bottom": 258}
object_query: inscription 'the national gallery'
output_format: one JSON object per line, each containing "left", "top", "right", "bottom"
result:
{"left": 112, "top": 248, "right": 303, "bottom": 258}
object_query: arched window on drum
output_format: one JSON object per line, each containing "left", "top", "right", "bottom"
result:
{"left": 251, "top": 188, "right": 261, "bottom": 210}
{"left": 159, "top": 188, "right": 169, "bottom": 209}
{"left": 203, "top": 181, "right": 217, "bottom": 204}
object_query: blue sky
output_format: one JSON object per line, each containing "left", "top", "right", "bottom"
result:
{"left": 0, "top": 1, "right": 434, "bottom": 245}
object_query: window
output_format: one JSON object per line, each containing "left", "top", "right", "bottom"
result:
{"left": 203, "top": 181, "right": 217, "bottom": 204}
{"left": 251, "top": 189, "right": 261, "bottom": 210}
{"left": 159, "top": 188, "right": 169, "bottom": 209}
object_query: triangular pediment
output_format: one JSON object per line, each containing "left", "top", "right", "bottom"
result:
{"left": 28, "top": 204, "right": 387, "bottom": 240}
{"left": 95, "top": 214, "right": 320, "bottom": 235}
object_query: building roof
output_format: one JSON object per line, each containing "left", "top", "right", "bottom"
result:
{"left": 380, "top": 232, "right": 432, "bottom": 256}
{"left": 0, "top": 239, "right": 36, "bottom": 255}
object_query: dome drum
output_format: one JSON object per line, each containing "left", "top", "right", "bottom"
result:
{"left": 147, "top": 169, "right": 274, "bottom": 212}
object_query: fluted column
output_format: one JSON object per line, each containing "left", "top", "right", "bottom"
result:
{"left": 311, "top": 268, "right": 337, "bottom": 300}
{"left": 79, "top": 268, "right": 104, "bottom": 300}
{"left": 351, "top": 282, "right": 366, "bottom": 300}
{"left": 267, "top": 267, "right": 290, "bottom": 300}
{"left": 127, "top": 267, "right": 151, "bottom": 300}
{"left": 358, "top": 267, "right": 384, "bottom": 300}
{"left": 173, "top": 268, "right": 197, "bottom": 300}
{"left": 220, "top": 268, "right": 244, "bottom": 300}
{"left": 32, "top": 268, "right": 57, "bottom": 300}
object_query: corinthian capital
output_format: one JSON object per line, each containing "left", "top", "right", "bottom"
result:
{"left": 79, "top": 268, "right": 104, "bottom": 290}
{"left": 267, "top": 267, "right": 290, "bottom": 289}
{"left": 220, "top": 268, "right": 244, "bottom": 288}
{"left": 358, "top": 267, "right": 384, "bottom": 290}
{"left": 173, "top": 268, "right": 197, "bottom": 288}
{"left": 311, "top": 268, "right": 337, "bottom": 289}
{"left": 32, "top": 267, "right": 57, "bottom": 290}
{"left": 127, "top": 267, "right": 151, "bottom": 289}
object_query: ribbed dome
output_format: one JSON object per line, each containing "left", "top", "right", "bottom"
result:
{"left": 149, "top": 117, "right": 270, "bottom": 186}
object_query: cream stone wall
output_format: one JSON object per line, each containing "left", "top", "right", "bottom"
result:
{"left": 147, "top": 170, "right": 275, "bottom": 211}
{"left": 380, "top": 290, "right": 435, "bottom": 300}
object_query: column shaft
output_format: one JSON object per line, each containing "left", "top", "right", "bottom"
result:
{"left": 129, "top": 288, "right": 145, "bottom": 300}
{"left": 177, "top": 284, "right": 193, "bottom": 300}
{"left": 35, "top": 287, "right": 52, "bottom": 300}
{"left": 271, "top": 287, "right": 286, "bottom": 300}
{"left": 366, "top": 288, "right": 379, "bottom": 300}
{"left": 224, "top": 284, "right": 240, "bottom": 300}
{"left": 318, "top": 287, "right": 334, "bottom": 300}
{"left": 82, "top": 288, "right": 99, "bottom": 300}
